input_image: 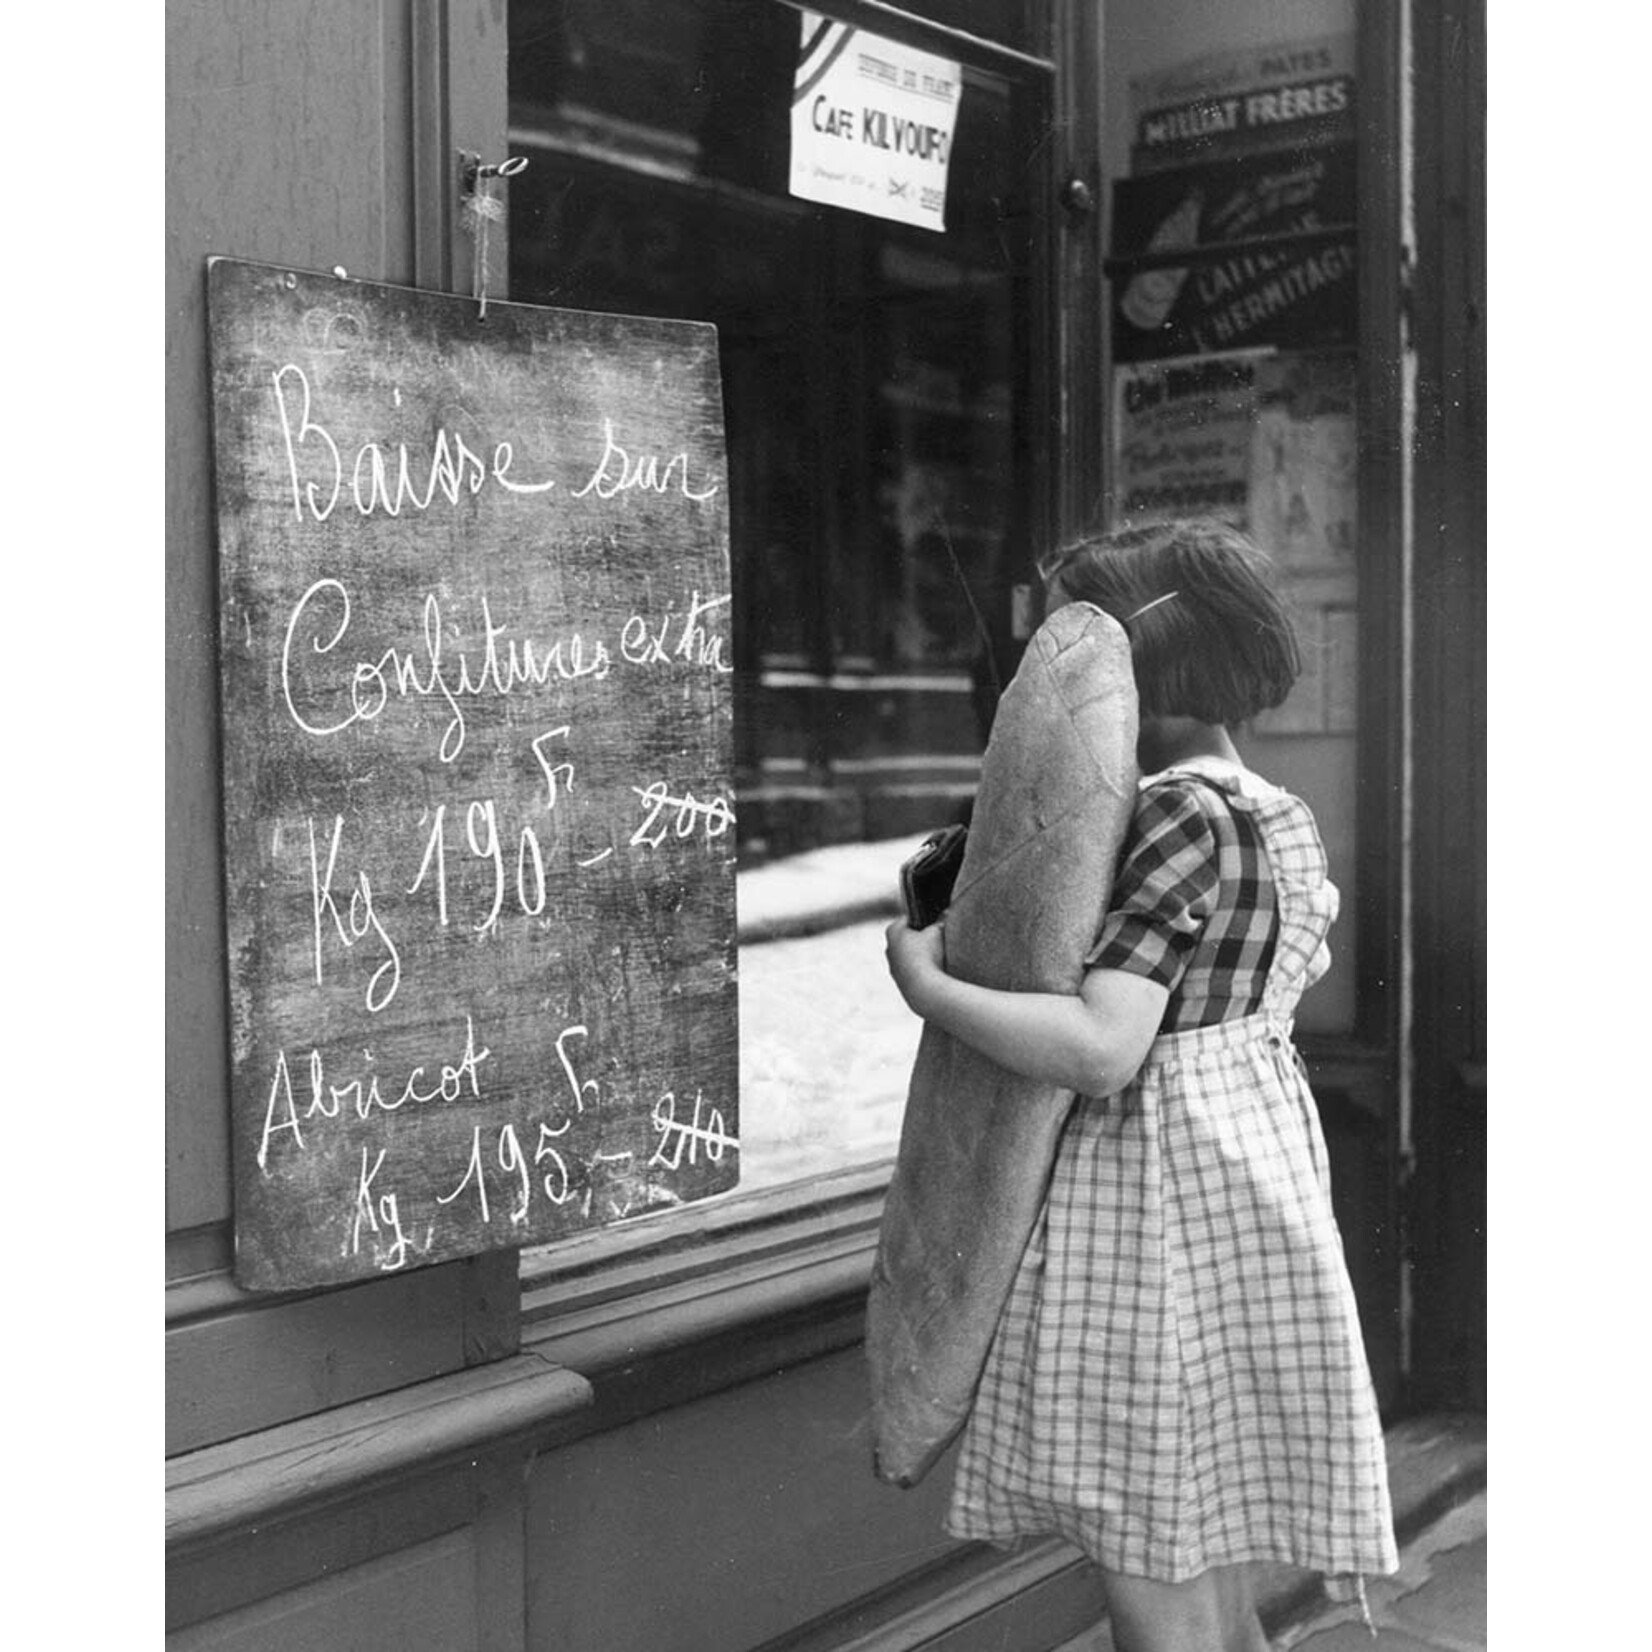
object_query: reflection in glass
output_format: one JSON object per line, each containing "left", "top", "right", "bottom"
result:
{"left": 510, "top": 1, "right": 1034, "bottom": 1198}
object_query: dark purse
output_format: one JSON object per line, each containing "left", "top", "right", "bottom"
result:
{"left": 899, "top": 824, "right": 968, "bottom": 929}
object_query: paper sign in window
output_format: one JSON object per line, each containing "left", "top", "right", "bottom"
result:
{"left": 788, "top": 11, "right": 960, "bottom": 232}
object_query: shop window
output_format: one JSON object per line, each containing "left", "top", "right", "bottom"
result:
{"left": 1099, "top": 8, "right": 1365, "bottom": 1037}
{"left": 507, "top": 2, "right": 1046, "bottom": 1210}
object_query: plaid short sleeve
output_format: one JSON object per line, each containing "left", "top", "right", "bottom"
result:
{"left": 1085, "top": 782, "right": 1217, "bottom": 991}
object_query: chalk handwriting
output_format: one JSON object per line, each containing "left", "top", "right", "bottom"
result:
{"left": 465, "top": 800, "right": 507, "bottom": 935}
{"left": 283, "top": 581, "right": 641, "bottom": 762}
{"left": 650, "top": 1090, "right": 739, "bottom": 1169}
{"left": 409, "top": 792, "right": 621, "bottom": 938}
{"left": 619, "top": 592, "right": 735, "bottom": 673}
{"left": 437, "top": 1117, "right": 582, "bottom": 1227}
{"left": 437, "top": 1126, "right": 492, "bottom": 1223}
{"left": 535, "top": 1124, "right": 574, "bottom": 1205}
{"left": 531, "top": 726, "right": 576, "bottom": 808}
{"left": 262, "top": 1013, "right": 732, "bottom": 1265}
{"left": 281, "top": 581, "right": 733, "bottom": 758}
{"left": 308, "top": 815, "right": 402, "bottom": 1011}
{"left": 272, "top": 363, "right": 555, "bottom": 523}
{"left": 498, "top": 1122, "right": 532, "bottom": 1224}
{"left": 406, "top": 804, "right": 452, "bottom": 926}
{"left": 258, "top": 1014, "right": 491, "bottom": 1169}
{"left": 552, "top": 1023, "right": 601, "bottom": 1128}
{"left": 630, "top": 782, "right": 736, "bottom": 849}
{"left": 407, "top": 798, "right": 573, "bottom": 930}
{"left": 349, "top": 1146, "right": 413, "bottom": 1270}
{"left": 282, "top": 579, "right": 466, "bottom": 759}
{"left": 517, "top": 824, "right": 548, "bottom": 917}
{"left": 571, "top": 417, "right": 720, "bottom": 502}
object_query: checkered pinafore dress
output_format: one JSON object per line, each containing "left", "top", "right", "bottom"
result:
{"left": 946, "top": 760, "right": 1398, "bottom": 1584}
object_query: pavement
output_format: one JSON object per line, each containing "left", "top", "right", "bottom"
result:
{"left": 1271, "top": 1490, "right": 1486, "bottom": 1651}
{"left": 1051, "top": 1488, "right": 1487, "bottom": 1652}
{"left": 734, "top": 836, "right": 925, "bottom": 1193}
{"left": 1046, "top": 1420, "right": 1486, "bottom": 1652}
{"left": 736, "top": 830, "right": 925, "bottom": 945}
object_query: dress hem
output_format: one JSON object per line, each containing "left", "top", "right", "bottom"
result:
{"left": 943, "top": 1515, "right": 1399, "bottom": 1586}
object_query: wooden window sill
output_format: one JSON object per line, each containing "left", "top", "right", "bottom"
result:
{"left": 518, "top": 1170, "right": 887, "bottom": 1431}
{"left": 166, "top": 1351, "right": 591, "bottom": 1550}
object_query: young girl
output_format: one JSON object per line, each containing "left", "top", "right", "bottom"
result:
{"left": 884, "top": 520, "right": 1397, "bottom": 1652}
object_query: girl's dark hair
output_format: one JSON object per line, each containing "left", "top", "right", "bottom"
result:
{"left": 1043, "top": 518, "right": 1301, "bottom": 725}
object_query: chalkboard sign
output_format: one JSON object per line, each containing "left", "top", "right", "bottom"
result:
{"left": 208, "top": 259, "right": 739, "bottom": 1291}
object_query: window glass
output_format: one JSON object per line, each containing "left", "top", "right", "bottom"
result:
{"left": 508, "top": 1, "right": 1038, "bottom": 1202}
{"left": 1099, "top": 3, "right": 1362, "bottom": 1035}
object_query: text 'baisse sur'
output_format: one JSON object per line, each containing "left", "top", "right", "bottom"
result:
{"left": 270, "top": 363, "right": 721, "bottom": 523}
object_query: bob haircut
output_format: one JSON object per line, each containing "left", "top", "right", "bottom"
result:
{"left": 1041, "top": 518, "right": 1301, "bottom": 727}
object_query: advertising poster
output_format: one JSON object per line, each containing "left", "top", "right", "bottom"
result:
{"left": 1109, "top": 349, "right": 1356, "bottom": 738}
{"left": 1128, "top": 32, "right": 1355, "bottom": 174}
{"left": 788, "top": 10, "right": 961, "bottom": 232}
{"left": 1111, "top": 350, "right": 1268, "bottom": 524}
{"left": 1112, "top": 350, "right": 1355, "bottom": 570}
{"left": 1110, "top": 143, "right": 1356, "bottom": 362}
{"left": 1246, "top": 352, "right": 1357, "bottom": 574}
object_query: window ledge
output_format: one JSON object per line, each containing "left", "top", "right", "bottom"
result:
{"left": 527, "top": 1215, "right": 878, "bottom": 1376}
{"left": 166, "top": 1351, "right": 591, "bottom": 1550}
{"left": 522, "top": 1164, "right": 887, "bottom": 1304}
{"left": 520, "top": 1176, "right": 886, "bottom": 1432}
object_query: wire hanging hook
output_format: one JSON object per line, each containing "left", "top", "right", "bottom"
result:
{"left": 459, "top": 152, "right": 530, "bottom": 319}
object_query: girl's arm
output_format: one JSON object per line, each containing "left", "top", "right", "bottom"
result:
{"left": 884, "top": 918, "right": 1168, "bottom": 1097}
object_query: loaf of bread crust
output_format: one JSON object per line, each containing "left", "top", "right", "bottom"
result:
{"left": 866, "top": 601, "right": 1139, "bottom": 1488}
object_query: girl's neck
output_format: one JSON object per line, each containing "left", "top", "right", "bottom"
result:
{"left": 1138, "top": 717, "right": 1241, "bottom": 774}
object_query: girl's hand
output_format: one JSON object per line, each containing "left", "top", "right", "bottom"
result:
{"left": 884, "top": 917, "right": 947, "bottom": 1013}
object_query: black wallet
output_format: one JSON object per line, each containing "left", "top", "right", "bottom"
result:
{"left": 899, "top": 825, "right": 968, "bottom": 929}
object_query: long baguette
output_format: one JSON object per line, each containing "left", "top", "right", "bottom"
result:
{"left": 866, "top": 600, "right": 1139, "bottom": 1488}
